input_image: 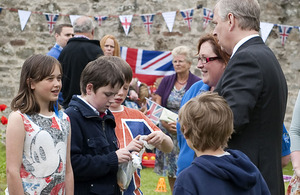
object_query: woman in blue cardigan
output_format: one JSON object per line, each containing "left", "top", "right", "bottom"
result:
{"left": 154, "top": 45, "right": 200, "bottom": 192}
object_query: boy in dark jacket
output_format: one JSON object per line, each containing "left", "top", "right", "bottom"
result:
{"left": 174, "top": 92, "right": 270, "bottom": 195}
{"left": 65, "top": 57, "right": 143, "bottom": 195}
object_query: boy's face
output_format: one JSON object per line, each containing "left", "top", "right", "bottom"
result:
{"left": 110, "top": 81, "right": 130, "bottom": 109}
{"left": 86, "top": 84, "right": 120, "bottom": 113}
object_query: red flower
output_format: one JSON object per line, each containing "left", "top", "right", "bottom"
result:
{"left": 1, "top": 116, "right": 8, "bottom": 125}
{"left": 0, "top": 104, "right": 7, "bottom": 112}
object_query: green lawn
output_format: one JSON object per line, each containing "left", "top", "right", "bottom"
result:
{"left": 0, "top": 144, "right": 294, "bottom": 194}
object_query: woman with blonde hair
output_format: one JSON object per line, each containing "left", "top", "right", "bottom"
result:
{"left": 100, "top": 34, "right": 120, "bottom": 56}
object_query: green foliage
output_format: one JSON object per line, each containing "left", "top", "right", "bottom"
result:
{"left": 0, "top": 144, "right": 6, "bottom": 194}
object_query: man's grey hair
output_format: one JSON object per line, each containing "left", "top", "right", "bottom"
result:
{"left": 73, "top": 16, "right": 94, "bottom": 33}
{"left": 216, "top": 0, "right": 260, "bottom": 31}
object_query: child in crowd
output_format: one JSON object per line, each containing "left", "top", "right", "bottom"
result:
{"left": 65, "top": 56, "right": 143, "bottom": 194}
{"left": 6, "top": 54, "right": 74, "bottom": 194}
{"left": 108, "top": 56, "right": 173, "bottom": 195}
{"left": 174, "top": 92, "right": 270, "bottom": 195}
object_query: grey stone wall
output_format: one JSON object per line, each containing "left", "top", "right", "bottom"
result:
{"left": 0, "top": 0, "right": 299, "bottom": 129}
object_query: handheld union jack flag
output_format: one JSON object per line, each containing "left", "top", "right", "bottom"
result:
{"left": 141, "top": 14, "right": 155, "bottom": 35}
{"left": 94, "top": 16, "right": 108, "bottom": 26}
{"left": 121, "top": 46, "right": 175, "bottom": 85}
{"left": 146, "top": 98, "right": 163, "bottom": 125}
{"left": 203, "top": 8, "right": 213, "bottom": 29}
{"left": 278, "top": 24, "right": 293, "bottom": 46}
{"left": 180, "top": 9, "right": 194, "bottom": 31}
{"left": 44, "top": 13, "right": 59, "bottom": 34}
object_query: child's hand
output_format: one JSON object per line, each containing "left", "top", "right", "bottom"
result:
{"left": 145, "top": 131, "right": 165, "bottom": 148}
{"left": 116, "top": 148, "right": 132, "bottom": 163}
{"left": 161, "top": 121, "right": 177, "bottom": 135}
{"left": 126, "top": 135, "right": 144, "bottom": 152}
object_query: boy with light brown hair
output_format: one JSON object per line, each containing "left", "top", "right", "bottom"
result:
{"left": 174, "top": 92, "right": 270, "bottom": 195}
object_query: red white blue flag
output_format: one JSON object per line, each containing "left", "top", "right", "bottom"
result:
{"left": 145, "top": 98, "right": 163, "bottom": 125}
{"left": 141, "top": 14, "right": 155, "bottom": 35}
{"left": 180, "top": 9, "right": 194, "bottom": 31}
{"left": 94, "top": 16, "right": 108, "bottom": 26}
{"left": 44, "top": 13, "right": 59, "bottom": 34}
{"left": 121, "top": 47, "right": 175, "bottom": 85}
{"left": 278, "top": 24, "right": 293, "bottom": 46}
{"left": 203, "top": 8, "right": 213, "bottom": 29}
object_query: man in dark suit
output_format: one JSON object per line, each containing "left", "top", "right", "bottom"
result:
{"left": 59, "top": 16, "right": 103, "bottom": 108}
{"left": 212, "top": 0, "right": 287, "bottom": 194}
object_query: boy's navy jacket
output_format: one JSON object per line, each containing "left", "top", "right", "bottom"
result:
{"left": 65, "top": 95, "right": 121, "bottom": 195}
{"left": 174, "top": 149, "right": 271, "bottom": 195}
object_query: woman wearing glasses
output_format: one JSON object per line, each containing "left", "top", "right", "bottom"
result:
{"left": 154, "top": 45, "right": 200, "bottom": 192}
{"left": 176, "top": 33, "right": 230, "bottom": 176}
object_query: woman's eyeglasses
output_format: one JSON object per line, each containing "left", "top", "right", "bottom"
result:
{"left": 198, "top": 56, "right": 220, "bottom": 64}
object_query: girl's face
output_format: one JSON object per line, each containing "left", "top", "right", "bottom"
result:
{"left": 30, "top": 64, "right": 62, "bottom": 105}
{"left": 103, "top": 38, "right": 115, "bottom": 56}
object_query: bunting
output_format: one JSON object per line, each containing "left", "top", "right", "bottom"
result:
{"left": 44, "top": 13, "right": 59, "bottom": 34}
{"left": 94, "top": 16, "right": 107, "bottom": 26}
{"left": 203, "top": 7, "right": 213, "bottom": 29}
{"left": 180, "top": 9, "right": 194, "bottom": 31}
{"left": 119, "top": 15, "right": 133, "bottom": 36}
{"left": 2, "top": 6, "right": 300, "bottom": 47}
{"left": 260, "top": 22, "right": 274, "bottom": 42}
{"left": 18, "top": 10, "right": 31, "bottom": 31}
{"left": 141, "top": 14, "right": 155, "bottom": 35}
{"left": 278, "top": 25, "right": 293, "bottom": 46}
{"left": 69, "top": 15, "right": 81, "bottom": 25}
{"left": 162, "top": 11, "right": 176, "bottom": 32}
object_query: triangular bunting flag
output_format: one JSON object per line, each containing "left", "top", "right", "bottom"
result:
{"left": 141, "top": 14, "right": 155, "bottom": 35}
{"left": 94, "top": 16, "right": 108, "bottom": 26}
{"left": 44, "top": 13, "right": 59, "bottom": 34}
{"left": 278, "top": 24, "right": 293, "bottom": 46}
{"left": 162, "top": 11, "right": 176, "bottom": 32}
{"left": 119, "top": 15, "right": 133, "bottom": 36}
{"left": 203, "top": 7, "right": 213, "bottom": 29}
{"left": 69, "top": 15, "right": 81, "bottom": 25}
{"left": 180, "top": 9, "right": 194, "bottom": 31}
{"left": 18, "top": 10, "right": 31, "bottom": 31}
{"left": 260, "top": 22, "right": 274, "bottom": 42}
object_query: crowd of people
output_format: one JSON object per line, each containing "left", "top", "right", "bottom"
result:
{"left": 4, "top": 0, "right": 299, "bottom": 194}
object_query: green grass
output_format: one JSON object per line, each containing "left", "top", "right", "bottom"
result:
{"left": 0, "top": 144, "right": 294, "bottom": 195}
{"left": 140, "top": 167, "right": 172, "bottom": 195}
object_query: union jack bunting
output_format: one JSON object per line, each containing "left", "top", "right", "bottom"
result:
{"left": 278, "top": 24, "right": 293, "bottom": 46}
{"left": 94, "top": 16, "right": 107, "bottom": 26}
{"left": 180, "top": 9, "right": 194, "bottom": 31}
{"left": 119, "top": 15, "right": 133, "bottom": 36}
{"left": 121, "top": 46, "right": 175, "bottom": 85}
{"left": 145, "top": 97, "right": 163, "bottom": 125}
{"left": 203, "top": 7, "right": 213, "bottom": 29}
{"left": 44, "top": 13, "right": 59, "bottom": 34}
{"left": 141, "top": 14, "right": 155, "bottom": 35}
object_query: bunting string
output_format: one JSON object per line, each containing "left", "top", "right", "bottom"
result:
{"left": 0, "top": 5, "right": 299, "bottom": 44}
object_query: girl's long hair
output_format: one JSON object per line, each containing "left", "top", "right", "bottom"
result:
{"left": 11, "top": 54, "right": 62, "bottom": 114}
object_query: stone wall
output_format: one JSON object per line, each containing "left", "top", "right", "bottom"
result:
{"left": 0, "top": 0, "right": 299, "bottom": 128}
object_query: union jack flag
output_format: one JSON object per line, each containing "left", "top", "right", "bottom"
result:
{"left": 121, "top": 119, "right": 154, "bottom": 147}
{"left": 121, "top": 46, "right": 175, "bottom": 85}
{"left": 145, "top": 98, "right": 163, "bottom": 125}
{"left": 94, "top": 16, "right": 108, "bottom": 26}
{"left": 278, "top": 24, "right": 293, "bottom": 46}
{"left": 141, "top": 14, "right": 155, "bottom": 35}
{"left": 180, "top": 9, "right": 194, "bottom": 31}
{"left": 203, "top": 8, "right": 213, "bottom": 29}
{"left": 44, "top": 13, "right": 59, "bottom": 34}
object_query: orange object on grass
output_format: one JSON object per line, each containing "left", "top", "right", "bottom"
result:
{"left": 155, "top": 177, "right": 167, "bottom": 192}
